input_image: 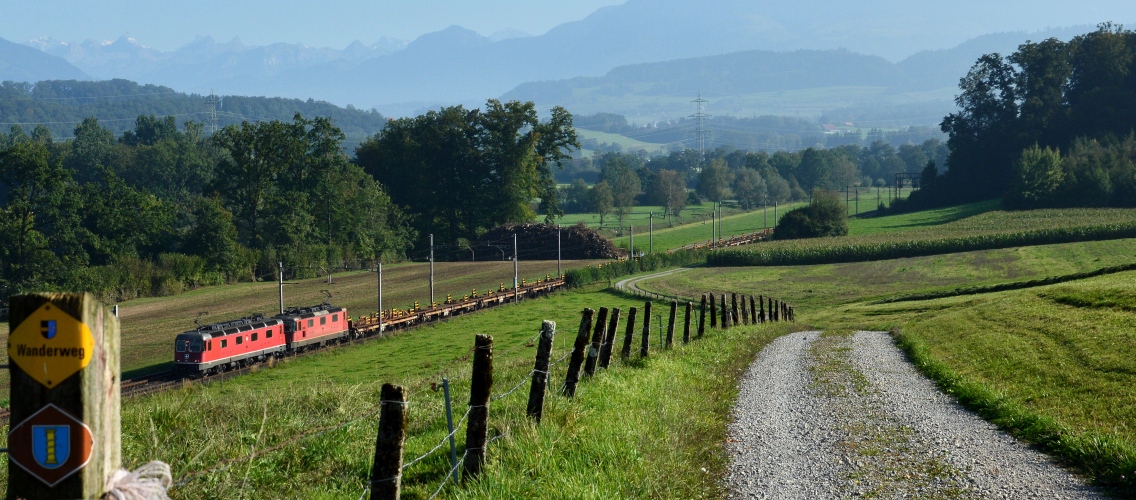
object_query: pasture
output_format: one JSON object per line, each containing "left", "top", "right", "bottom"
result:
{"left": 0, "top": 260, "right": 586, "bottom": 395}
{"left": 6, "top": 199, "right": 1136, "bottom": 494}
{"left": 0, "top": 285, "right": 796, "bottom": 498}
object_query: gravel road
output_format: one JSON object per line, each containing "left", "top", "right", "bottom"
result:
{"left": 725, "top": 330, "right": 1104, "bottom": 499}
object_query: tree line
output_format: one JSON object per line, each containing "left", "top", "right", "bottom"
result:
{"left": 556, "top": 139, "right": 947, "bottom": 224}
{"left": 0, "top": 114, "right": 411, "bottom": 303}
{"left": 906, "top": 24, "right": 1136, "bottom": 210}
{"left": 0, "top": 99, "right": 579, "bottom": 304}
{"left": 0, "top": 79, "right": 388, "bottom": 151}
{"left": 571, "top": 112, "right": 943, "bottom": 156}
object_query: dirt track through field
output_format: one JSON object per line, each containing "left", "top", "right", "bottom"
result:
{"left": 726, "top": 331, "right": 1103, "bottom": 499}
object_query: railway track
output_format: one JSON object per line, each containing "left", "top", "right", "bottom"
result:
{"left": 0, "top": 278, "right": 568, "bottom": 423}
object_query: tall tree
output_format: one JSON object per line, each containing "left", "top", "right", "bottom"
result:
{"left": 0, "top": 141, "right": 85, "bottom": 296}
{"left": 697, "top": 159, "right": 734, "bottom": 202}
{"left": 590, "top": 181, "right": 614, "bottom": 226}
{"left": 356, "top": 100, "right": 578, "bottom": 244}
{"left": 732, "top": 168, "right": 767, "bottom": 209}
{"left": 652, "top": 169, "right": 688, "bottom": 219}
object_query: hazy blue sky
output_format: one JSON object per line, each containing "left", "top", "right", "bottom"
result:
{"left": 1, "top": 0, "right": 625, "bottom": 50}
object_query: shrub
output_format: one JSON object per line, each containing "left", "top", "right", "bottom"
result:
{"left": 772, "top": 190, "right": 848, "bottom": 240}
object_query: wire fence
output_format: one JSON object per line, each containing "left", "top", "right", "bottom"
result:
{"left": 164, "top": 285, "right": 794, "bottom": 499}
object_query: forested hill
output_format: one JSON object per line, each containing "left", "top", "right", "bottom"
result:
{"left": 510, "top": 50, "right": 908, "bottom": 100}
{"left": 0, "top": 79, "right": 386, "bottom": 147}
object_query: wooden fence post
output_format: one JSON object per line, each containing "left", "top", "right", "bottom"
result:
{"left": 526, "top": 321, "right": 555, "bottom": 423}
{"left": 620, "top": 307, "right": 637, "bottom": 359}
{"left": 7, "top": 293, "right": 120, "bottom": 500}
{"left": 563, "top": 309, "right": 593, "bottom": 397}
{"left": 599, "top": 308, "right": 620, "bottom": 369}
{"left": 698, "top": 295, "right": 707, "bottom": 337}
{"left": 768, "top": 297, "right": 774, "bottom": 322}
{"left": 720, "top": 295, "right": 729, "bottom": 328}
{"left": 640, "top": 301, "right": 652, "bottom": 357}
{"left": 463, "top": 334, "right": 494, "bottom": 480}
{"left": 709, "top": 293, "right": 717, "bottom": 328}
{"left": 584, "top": 307, "right": 608, "bottom": 376}
{"left": 773, "top": 300, "right": 779, "bottom": 322}
{"left": 371, "top": 383, "right": 408, "bottom": 500}
{"left": 759, "top": 295, "right": 766, "bottom": 323}
{"left": 740, "top": 295, "right": 749, "bottom": 325}
{"left": 750, "top": 296, "right": 757, "bottom": 324}
{"left": 665, "top": 301, "right": 677, "bottom": 348}
{"left": 683, "top": 302, "right": 692, "bottom": 344}
{"left": 731, "top": 293, "right": 740, "bottom": 326}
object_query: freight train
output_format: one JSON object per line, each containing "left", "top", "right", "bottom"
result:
{"left": 173, "top": 276, "right": 567, "bottom": 375}
{"left": 173, "top": 303, "right": 350, "bottom": 375}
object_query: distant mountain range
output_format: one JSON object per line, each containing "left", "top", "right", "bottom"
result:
{"left": 0, "top": 37, "right": 86, "bottom": 82}
{"left": 0, "top": 0, "right": 1130, "bottom": 120}
{"left": 501, "top": 26, "right": 1096, "bottom": 126}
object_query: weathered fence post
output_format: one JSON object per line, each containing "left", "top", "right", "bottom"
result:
{"left": 463, "top": 334, "right": 494, "bottom": 480}
{"left": 584, "top": 307, "right": 608, "bottom": 376}
{"left": 709, "top": 293, "right": 717, "bottom": 328}
{"left": 371, "top": 383, "right": 408, "bottom": 500}
{"left": 720, "top": 295, "right": 729, "bottom": 328}
{"left": 526, "top": 321, "right": 555, "bottom": 423}
{"left": 665, "top": 301, "right": 677, "bottom": 348}
{"left": 759, "top": 295, "right": 766, "bottom": 323}
{"left": 740, "top": 295, "right": 749, "bottom": 325}
{"left": 773, "top": 300, "right": 780, "bottom": 322}
{"left": 599, "top": 308, "right": 620, "bottom": 369}
{"left": 683, "top": 302, "right": 693, "bottom": 344}
{"left": 731, "top": 293, "right": 740, "bottom": 326}
{"left": 7, "top": 293, "right": 120, "bottom": 500}
{"left": 563, "top": 309, "right": 593, "bottom": 397}
{"left": 768, "top": 297, "right": 774, "bottom": 322}
{"left": 640, "top": 301, "right": 653, "bottom": 357}
{"left": 699, "top": 295, "right": 707, "bottom": 337}
{"left": 620, "top": 307, "right": 638, "bottom": 359}
{"left": 750, "top": 296, "right": 757, "bottom": 324}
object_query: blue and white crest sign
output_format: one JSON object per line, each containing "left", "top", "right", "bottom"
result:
{"left": 8, "top": 404, "right": 93, "bottom": 487}
{"left": 32, "top": 424, "right": 71, "bottom": 469}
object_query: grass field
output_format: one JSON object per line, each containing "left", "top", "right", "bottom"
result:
{"left": 713, "top": 204, "right": 1136, "bottom": 267}
{"left": 847, "top": 199, "right": 1000, "bottom": 235}
{"left": 0, "top": 286, "right": 796, "bottom": 498}
{"left": 7, "top": 198, "right": 1136, "bottom": 494}
{"left": 556, "top": 201, "right": 722, "bottom": 231}
{"left": 0, "top": 260, "right": 586, "bottom": 394}
{"left": 635, "top": 235, "right": 1136, "bottom": 489}
{"left": 610, "top": 201, "right": 809, "bottom": 252}
{"left": 575, "top": 127, "right": 670, "bottom": 154}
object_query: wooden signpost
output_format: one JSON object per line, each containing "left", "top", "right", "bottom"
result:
{"left": 8, "top": 293, "right": 121, "bottom": 499}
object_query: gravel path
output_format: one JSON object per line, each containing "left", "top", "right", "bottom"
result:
{"left": 725, "top": 330, "right": 1105, "bottom": 499}
{"left": 612, "top": 268, "right": 688, "bottom": 298}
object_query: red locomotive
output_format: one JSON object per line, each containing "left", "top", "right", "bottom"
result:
{"left": 174, "top": 303, "right": 349, "bottom": 375}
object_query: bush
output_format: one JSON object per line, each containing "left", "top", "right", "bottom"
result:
{"left": 772, "top": 190, "right": 847, "bottom": 240}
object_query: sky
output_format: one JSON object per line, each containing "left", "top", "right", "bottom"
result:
{"left": 0, "top": 0, "right": 626, "bottom": 50}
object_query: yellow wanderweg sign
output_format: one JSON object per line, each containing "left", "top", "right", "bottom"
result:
{"left": 8, "top": 303, "right": 94, "bottom": 388}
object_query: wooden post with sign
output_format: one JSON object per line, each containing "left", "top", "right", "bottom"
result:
{"left": 8, "top": 293, "right": 120, "bottom": 500}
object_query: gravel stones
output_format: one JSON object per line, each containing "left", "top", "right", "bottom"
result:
{"left": 725, "top": 330, "right": 1103, "bottom": 499}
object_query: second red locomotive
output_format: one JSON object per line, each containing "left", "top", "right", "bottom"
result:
{"left": 174, "top": 303, "right": 349, "bottom": 375}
